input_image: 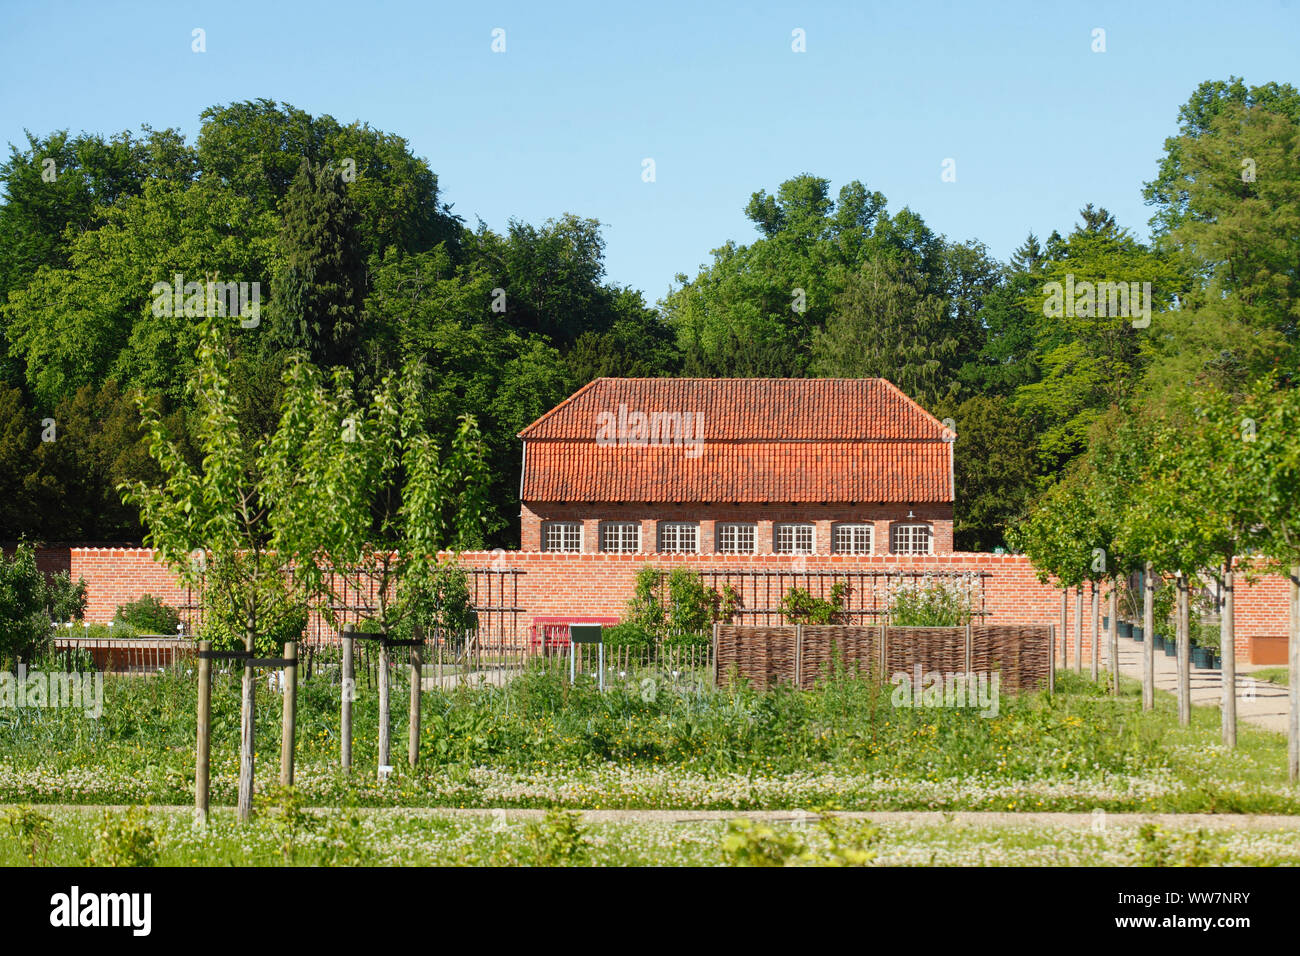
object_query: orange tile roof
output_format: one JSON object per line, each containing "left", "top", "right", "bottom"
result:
{"left": 519, "top": 378, "right": 954, "bottom": 503}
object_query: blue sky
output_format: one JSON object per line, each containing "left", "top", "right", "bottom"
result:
{"left": 2, "top": 0, "right": 1297, "bottom": 304}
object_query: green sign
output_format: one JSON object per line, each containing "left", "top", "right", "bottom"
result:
{"left": 569, "top": 624, "right": 603, "bottom": 645}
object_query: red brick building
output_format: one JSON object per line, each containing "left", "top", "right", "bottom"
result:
{"left": 517, "top": 378, "right": 956, "bottom": 555}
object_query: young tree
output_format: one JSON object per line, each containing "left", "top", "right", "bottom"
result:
{"left": 120, "top": 317, "right": 369, "bottom": 820}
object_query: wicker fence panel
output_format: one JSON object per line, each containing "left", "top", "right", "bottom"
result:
{"left": 716, "top": 623, "right": 1051, "bottom": 693}
{"left": 799, "top": 625, "right": 879, "bottom": 688}
{"left": 885, "top": 626, "right": 967, "bottom": 678}
{"left": 716, "top": 625, "right": 796, "bottom": 691}
{"left": 971, "top": 624, "right": 1051, "bottom": 692}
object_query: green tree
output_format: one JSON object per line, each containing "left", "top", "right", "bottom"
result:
{"left": 938, "top": 395, "right": 1039, "bottom": 550}
{"left": 812, "top": 254, "right": 958, "bottom": 407}
{"left": 264, "top": 160, "right": 366, "bottom": 370}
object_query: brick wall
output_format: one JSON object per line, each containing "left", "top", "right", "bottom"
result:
{"left": 521, "top": 502, "right": 954, "bottom": 554}
{"left": 58, "top": 547, "right": 1294, "bottom": 662}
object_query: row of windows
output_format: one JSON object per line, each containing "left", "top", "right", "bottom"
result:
{"left": 542, "top": 521, "right": 933, "bottom": 555}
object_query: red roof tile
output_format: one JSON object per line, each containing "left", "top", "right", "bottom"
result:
{"left": 519, "top": 378, "right": 953, "bottom": 503}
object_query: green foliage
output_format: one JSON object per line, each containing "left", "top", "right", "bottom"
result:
{"left": 3, "top": 805, "right": 53, "bottom": 865}
{"left": 519, "top": 810, "right": 591, "bottom": 866}
{"left": 780, "top": 583, "right": 847, "bottom": 624}
{"left": 938, "top": 394, "right": 1039, "bottom": 551}
{"left": 721, "top": 813, "right": 878, "bottom": 866}
{"left": 888, "top": 579, "right": 971, "bottom": 626}
{"left": 623, "top": 566, "right": 726, "bottom": 643}
{"left": 120, "top": 317, "right": 367, "bottom": 651}
{"left": 256, "top": 786, "right": 319, "bottom": 864}
{"left": 90, "top": 806, "right": 158, "bottom": 867}
{"left": 113, "top": 594, "right": 180, "bottom": 635}
{"left": 0, "top": 542, "right": 86, "bottom": 663}
{"left": 1133, "top": 824, "right": 1221, "bottom": 867}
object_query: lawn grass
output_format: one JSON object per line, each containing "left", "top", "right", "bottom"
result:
{"left": 1, "top": 658, "right": 1298, "bottom": 813}
{"left": 4, "top": 804, "right": 1300, "bottom": 866}
{"left": 1251, "top": 667, "right": 1289, "bottom": 687}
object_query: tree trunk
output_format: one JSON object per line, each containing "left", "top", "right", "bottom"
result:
{"left": 1059, "top": 591, "right": 1068, "bottom": 665}
{"left": 408, "top": 633, "right": 422, "bottom": 769}
{"left": 1074, "top": 586, "right": 1083, "bottom": 672}
{"left": 378, "top": 634, "right": 391, "bottom": 774}
{"left": 1177, "top": 573, "right": 1191, "bottom": 726}
{"left": 1143, "top": 563, "right": 1155, "bottom": 711}
{"left": 1289, "top": 564, "right": 1299, "bottom": 783}
{"left": 1090, "top": 582, "right": 1100, "bottom": 681}
{"left": 1108, "top": 586, "right": 1119, "bottom": 696}
{"left": 237, "top": 621, "right": 256, "bottom": 822}
{"left": 1221, "top": 564, "right": 1236, "bottom": 749}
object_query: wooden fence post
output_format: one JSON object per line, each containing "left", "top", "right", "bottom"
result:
{"left": 341, "top": 624, "right": 354, "bottom": 774}
{"left": 408, "top": 633, "right": 422, "bottom": 769}
{"left": 1109, "top": 586, "right": 1119, "bottom": 697}
{"left": 1074, "top": 586, "right": 1083, "bottom": 673}
{"left": 1059, "top": 591, "right": 1068, "bottom": 665}
{"left": 237, "top": 621, "right": 256, "bottom": 823}
{"left": 195, "top": 640, "right": 211, "bottom": 823}
{"left": 378, "top": 635, "right": 391, "bottom": 774}
{"left": 1090, "top": 582, "right": 1100, "bottom": 682}
{"left": 1047, "top": 624, "right": 1055, "bottom": 695}
{"left": 1142, "top": 563, "right": 1155, "bottom": 711}
{"left": 280, "top": 640, "right": 297, "bottom": 787}
{"left": 1221, "top": 565, "right": 1237, "bottom": 748}
{"left": 1177, "top": 573, "right": 1191, "bottom": 726}
{"left": 1289, "top": 564, "right": 1299, "bottom": 783}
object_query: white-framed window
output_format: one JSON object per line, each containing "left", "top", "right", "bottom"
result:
{"left": 600, "top": 521, "right": 641, "bottom": 554}
{"left": 774, "top": 523, "right": 815, "bottom": 555}
{"left": 832, "top": 523, "right": 874, "bottom": 555}
{"left": 716, "top": 522, "right": 757, "bottom": 554}
{"left": 542, "top": 520, "right": 583, "bottom": 553}
{"left": 658, "top": 522, "right": 699, "bottom": 554}
{"left": 891, "top": 523, "right": 933, "bottom": 555}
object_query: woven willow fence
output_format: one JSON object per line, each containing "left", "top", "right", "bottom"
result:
{"left": 713, "top": 623, "right": 1053, "bottom": 693}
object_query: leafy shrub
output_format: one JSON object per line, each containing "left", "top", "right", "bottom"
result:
{"left": 623, "top": 566, "right": 729, "bottom": 649}
{"left": 720, "top": 813, "right": 877, "bottom": 867}
{"left": 888, "top": 579, "right": 971, "bottom": 626}
{"left": 1133, "top": 823, "right": 1220, "bottom": 867}
{"left": 519, "top": 810, "right": 591, "bottom": 865}
{"left": 780, "top": 583, "right": 847, "bottom": 624}
{"left": 0, "top": 543, "right": 87, "bottom": 664}
{"left": 90, "top": 806, "right": 158, "bottom": 867}
{"left": 3, "top": 805, "right": 53, "bottom": 865}
{"left": 114, "top": 594, "right": 180, "bottom": 635}
{"left": 603, "top": 621, "right": 655, "bottom": 650}
{"left": 201, "top": 576, "right": 307, "bottom": 655}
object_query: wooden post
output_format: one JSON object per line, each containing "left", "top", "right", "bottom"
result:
{"left": 1073, "top": 586, "right": 1083, "bottom": 672}
{"left": 1289, "top": 564, "right": 1299, "bottom": 783}
{"left": 341, "top": 624, "right": 354, "bottom": 774}
{"left": 1177, "top": 573, "right": 1191, "bottom": 726}
{"left": 280, "top": 641, "right": 297, "bottom": 787}
{"left": 1047, "top": 624, "right": 1055, "bottom": 695}
{"left": 1221, "top": 564, "right": 1236, "bottom": 749}
{"left": 195, "top": 640, "right": 211, "bottom": 823}
{"left": 237, "top": 621, "right": 256, "bottom": 823}
{"left": 1059, "top": 591, "right": 1068, "bottom": 665}
{"left": 1142, "top": 563, "right": 1155, "bottom": 711}
{"left": 408, "top": 633, "right": 422, "bottom": 769}
{"left": 1089, "top": 583, "right": 1100, "bottom": 681}
{"left": 1108, "top": 586, "right": 1119, "bottom": 697}
{"left": 378, "top": 634, "right": 391, "bottom": 773}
